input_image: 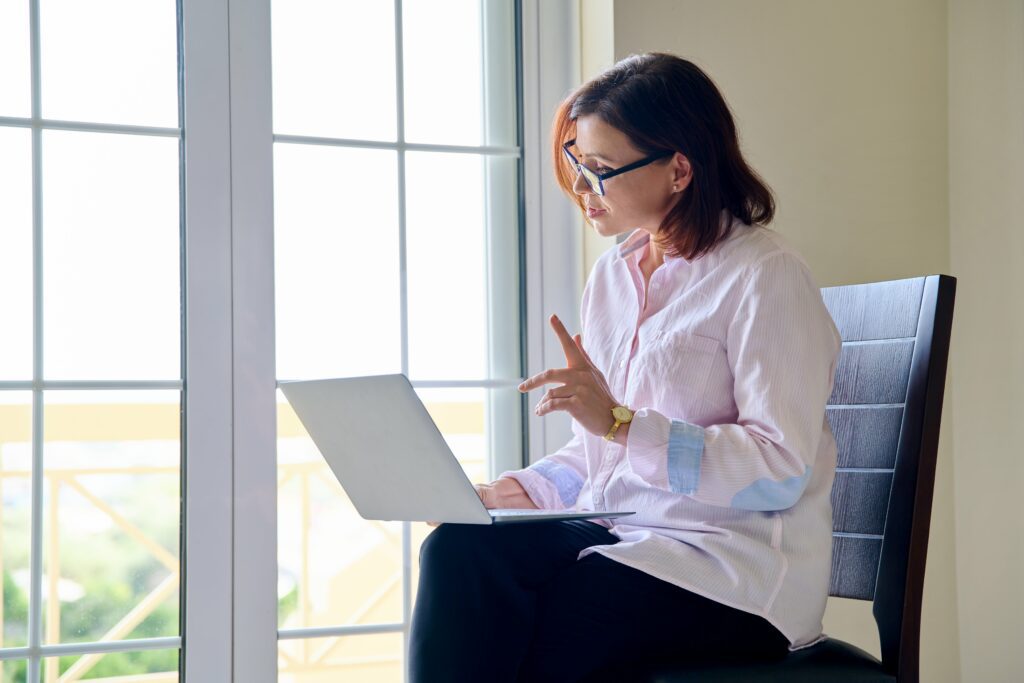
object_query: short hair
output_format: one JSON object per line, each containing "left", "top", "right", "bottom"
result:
{"left": 551, "top": 52, "right": 775, "bottom": 260}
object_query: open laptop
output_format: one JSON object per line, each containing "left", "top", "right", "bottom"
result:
{"left": 279, "top": 374, "right": 635, "bottom": 525}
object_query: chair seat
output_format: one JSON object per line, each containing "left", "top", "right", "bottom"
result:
{"left": 642, "top": 638, "right": 894, "bottom": 683}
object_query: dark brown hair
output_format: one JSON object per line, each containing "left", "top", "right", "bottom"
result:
{"left": 552, "top": 52, "right": 775, "bottom": 260}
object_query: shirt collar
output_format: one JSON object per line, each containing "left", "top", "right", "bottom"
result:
{"left": 617, "top": 229, "right": 653, "bottom": 260}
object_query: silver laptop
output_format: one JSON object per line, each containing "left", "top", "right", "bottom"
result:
{"left": 279, "top": 374, "right": 635, "bottom": 525}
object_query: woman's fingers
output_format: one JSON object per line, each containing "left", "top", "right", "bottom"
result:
{"left": 535, "top": 396, "right": 576, "bottom": 417}
{"left": 574, "top": 334, "right": 596, "bottom": 367}
{"left": 550, "top": 314, "right": 588, "bottom": 368}
{"left": 518, "top": 367, "right": 574, "bottom": 392}
{"left": 541, "top": 384, "right": 576, "bottom": 402}
{"left": 474, "top": 483, "right": 498, "bottom": 509}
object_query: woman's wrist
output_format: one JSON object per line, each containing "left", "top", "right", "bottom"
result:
{"left": 613, "top": 420, "right": 630, "bottom": 446}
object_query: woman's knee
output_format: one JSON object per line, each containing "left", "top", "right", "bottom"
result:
{"left": 418, "top": 522, "right": 489, "bottom": 568}
{"left": 418, "top": 521, "right": 536, "bottom": 571}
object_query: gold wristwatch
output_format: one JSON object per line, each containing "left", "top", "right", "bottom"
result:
{"left": 604, "top": 405, "right": 634, "bottom": 441}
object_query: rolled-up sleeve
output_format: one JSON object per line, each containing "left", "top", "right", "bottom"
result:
{"left": 498, "top": 425, "right": 588, "bottom": 510}
{"left": 624, "top": 251, "right": 841, "bottom": 511}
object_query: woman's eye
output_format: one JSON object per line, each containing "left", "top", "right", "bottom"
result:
{"left": 595, "top": 166, "right": 611, "bottom": 173}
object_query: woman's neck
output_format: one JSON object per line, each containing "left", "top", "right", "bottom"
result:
{"left": 640, "top": 235, "right": 665, "bottom": 281}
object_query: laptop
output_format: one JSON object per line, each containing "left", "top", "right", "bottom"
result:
{"left": 279, "top": 374, "right": 635, "bottom": 525}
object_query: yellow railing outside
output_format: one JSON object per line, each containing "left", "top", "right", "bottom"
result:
{"left": 0, "top": 398, "right": 486, "bottom": 682}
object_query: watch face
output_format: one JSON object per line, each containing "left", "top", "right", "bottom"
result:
{"left": 612, "top": 406, "right": 633, "bottom": 422}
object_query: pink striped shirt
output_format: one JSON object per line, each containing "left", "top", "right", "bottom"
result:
{"left": 500, "top": 211, "right": 842, "bottom": 650}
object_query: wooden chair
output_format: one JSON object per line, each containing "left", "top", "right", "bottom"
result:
{"left": 627, "top": 274, "right": 956, "bottom": 683}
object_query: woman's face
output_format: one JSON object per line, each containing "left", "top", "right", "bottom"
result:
{"left": 571, "top": 114, "right": 691, "bottom": 239}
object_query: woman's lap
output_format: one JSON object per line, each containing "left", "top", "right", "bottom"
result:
{"left": 409, "top": 520, "right": 618, "bottom": 683}
{"left": 409, "top": 520, "right": 788, "bottom": 683}
{"left": 518, "top": 551, "right": 789, "bottom": 682}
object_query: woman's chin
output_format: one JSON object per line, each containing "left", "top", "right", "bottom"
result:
{"left": 591, "top": 221, "right": 622, "bottom": 238}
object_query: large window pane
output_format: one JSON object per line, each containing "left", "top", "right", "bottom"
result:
{"left": 403, "top": 0, "right": 518, "bottom": 147}
{"left": 0, "top": 0, "right": 30, "bottom": 117}
{"left": 0, "top": 392, "right": 32, "bottom": 650}
{"left": 405, "top": 152, "right": 489, "bottom": 380}
{"left": 0, "top": 128, "right": 33, "bottom": 381}
{"left": 278, "top": 633, "right": 403, "bottom": 682}
{"left": 274, "top": 144, "right": 401, "bottom": 380}
{"left": 271, "top": 0, "right": 396, "bottom": 140}
{"left": 277, "top": 390, "right": 403, "bottom": 630}
{"left": 41, "top": 391, "right": 180, "bottom": 646}
{"left": 42, "top": 131, "right": 180, "bottom": 381}
{"left": 40, "top": 0, "right": 178, "bottom": 127}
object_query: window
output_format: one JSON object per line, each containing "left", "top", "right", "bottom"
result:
{"left": 271, "top": 1, "right": 523, "bottom": 679}
{"left": 4, "top": 0, "right": 577, "bottom": 680}
{"left": 0, "top": 1, "right": 182, "bottom": 681}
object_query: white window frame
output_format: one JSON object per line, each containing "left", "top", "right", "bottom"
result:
{"left": 0, "top": 0, "right": 186, "bottom": 678}
{"left": 520, "top": 0, "right": 585, "bottom": 465}
{"left": 181, "top": 0, "right": 581, "bottom": 679}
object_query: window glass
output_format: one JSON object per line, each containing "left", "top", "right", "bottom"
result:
{"left": 271, "top": 0, "right": 397, "bottom": 140}
{"left": 42, "top": 131, "right": 180, "bottom": 381}
{"left": 41, "top": 0, "right": 178, "bottom": 126}
{"left": 41, "top": 391, "right": 180, "bottom": 645}
{"left": 0, "top": 128, "right": 32, "bottom": 380}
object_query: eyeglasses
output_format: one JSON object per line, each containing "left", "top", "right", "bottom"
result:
{"left": 562, "top": 138, "right": 674, "bottom": 196}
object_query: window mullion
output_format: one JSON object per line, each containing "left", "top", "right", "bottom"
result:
{"left": 392, "top": 2, "right": 413, "bottom": 677}
{"left": 225, "top": 0, "right": 279, "bottom": 681}
{"left": 181, "top": 0, "right": 234, "bottom": 679}
{"left": 27, "top": 0, "right": 43, "bottom": 677}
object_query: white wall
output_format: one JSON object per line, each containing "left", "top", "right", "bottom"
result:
{"left": 604, "top": 0, "right": 984, "bottom": 680}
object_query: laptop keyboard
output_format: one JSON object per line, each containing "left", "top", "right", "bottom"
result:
{"left": 489, "top": 509, "right": 564, "bottom": 515}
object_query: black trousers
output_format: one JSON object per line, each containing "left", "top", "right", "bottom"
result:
{"left": 408, "top": 520, "right": 789, "bottom": 683}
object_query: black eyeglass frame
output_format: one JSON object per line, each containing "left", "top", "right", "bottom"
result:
{"left": 561, "top": 138, "right": 674, "bottom": 196}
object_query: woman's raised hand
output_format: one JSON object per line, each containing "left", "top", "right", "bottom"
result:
{"left": 518, "top": 314, "right": 620, "bottom": 438}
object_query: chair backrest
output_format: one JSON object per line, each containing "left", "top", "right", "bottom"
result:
{"left": 820, "top": 274, "right": 955, "bottom": 681}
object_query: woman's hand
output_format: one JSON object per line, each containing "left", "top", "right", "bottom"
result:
{"left": 426, "top": 477, "right": 538, "bottom": 527}
{"left": 475, "top": 477, "right": 539, "bottom": 510}
{"left": 518, "top": 314, "right": 622, "bottom": 439}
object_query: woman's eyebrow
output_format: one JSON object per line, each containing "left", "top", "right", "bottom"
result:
{"left": 581, "top": 151, "right": 610, "bottom": 165}
{"left": 577, "top": 147, "right": 617, "bottom": 164}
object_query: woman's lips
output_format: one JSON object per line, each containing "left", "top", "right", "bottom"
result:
{"left": 587, "top": 207, "right": 607, "bottom": 218}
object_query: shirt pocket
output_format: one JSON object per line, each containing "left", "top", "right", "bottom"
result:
{"left": 633, "top": 331, "right": 728, "bottom": 416}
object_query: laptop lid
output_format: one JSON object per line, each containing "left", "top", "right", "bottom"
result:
{"left": 280, "top": 374, "right": 494, "bottom": 524}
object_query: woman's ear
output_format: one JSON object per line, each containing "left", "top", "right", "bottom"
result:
{"left": 671, "top": 152, "right": 692, "bottom": 192}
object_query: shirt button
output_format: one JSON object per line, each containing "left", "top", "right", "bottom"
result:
{"left": 619, "top": 359, "right": 627, "bottom": 368}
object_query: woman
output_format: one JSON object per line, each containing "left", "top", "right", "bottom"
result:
{"left": 409, "top": 52, "right": 841, "bottom": 683}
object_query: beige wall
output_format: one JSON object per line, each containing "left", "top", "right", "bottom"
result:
{"left": 579, "top": 0, "right": 618, "bottom": 275}
{"left": 581, "top": 0, "right": 1023, "bottom": 680}
{"left": 948, "top": 1, "right": 1024, "bottom": 681}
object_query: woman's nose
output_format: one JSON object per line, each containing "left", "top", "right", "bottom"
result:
{"left": 572, "top": 169, "right": 592, "bottom": 196}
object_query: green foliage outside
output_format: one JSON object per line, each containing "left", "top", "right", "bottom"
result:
{"left": 1, "top": 469, "right": 181, "bottom": 681}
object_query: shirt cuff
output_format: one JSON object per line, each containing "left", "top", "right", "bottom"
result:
{"left": 497, "top": 468, "right": 564, "bottom": 510}
{"left": 625, "top": 409, "right": 705, "bottom": 494}
{"left": 667, "top": 420, "right": 705, "bottom": 494}
{"left": 624, "top": 408, "right": 670, "bottom": 487}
